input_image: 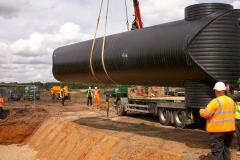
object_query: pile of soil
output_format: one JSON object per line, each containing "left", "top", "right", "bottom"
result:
{"left": 0, "top": 108, "right": 49, "bottom": 145}
{"left": 27, "top": 117, "right": 183, "bottom": 160}
{"left": 0, "top": 101, "right": 238, "bottom": 160}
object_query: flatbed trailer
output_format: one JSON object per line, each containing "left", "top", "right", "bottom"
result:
{"left": 115, "top": 96, "right": 200, "bottom": 129}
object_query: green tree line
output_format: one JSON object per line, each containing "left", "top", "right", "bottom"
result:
{"left": 0, "top": 82, "right": 117, "bottom": 90}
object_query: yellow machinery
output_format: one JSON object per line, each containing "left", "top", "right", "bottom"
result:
{"left": 51, "top": 86, "right": 70, "bottom": 100}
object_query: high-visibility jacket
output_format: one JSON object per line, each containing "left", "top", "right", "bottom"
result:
{"left": 94, "top": 89, "right": 100, "bottom": 106}
{"left": 60, "top": 89, "right": 64, "bottom": 99}
{"left": 200, "top": 95, "right": 236, "bottom": 133}
{"left": 0, "top": 98, "right": 4, "bottom": 108}
{"left": 236, "top": 102, "right": 240, "bottom": 119}
{"left": 87, "top": 90, "right": 93, "bottom": 98}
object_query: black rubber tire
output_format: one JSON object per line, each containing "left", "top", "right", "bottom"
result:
{"left": 173, "top": 110, "right": 187, "bottom": 129}
{"left": 116, "top": 100, "right": 126, "bottom": 116}
{"left": 158, "top": 108, "right": 171, "bottom": 126}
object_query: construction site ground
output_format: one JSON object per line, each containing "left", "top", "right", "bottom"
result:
{"left": 0, "top": 91, "right": 239, "bottom": 160}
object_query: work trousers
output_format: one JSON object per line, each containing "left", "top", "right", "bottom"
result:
{"left": 236, "top": 119, "right": 240, "bottom": 150}
{"left": 0, "top": 108, "right": 3, "bottom": 118}
{"left": 61, "top": 98, "right": 65, "bottom": 106}
{"left": 209, "top": 131, "right": 234, "bottom": 160}
{"left": 94, "top": 95, "right": 100, "bottom": 107}
{"left": 87, "top": 97, "right": 92, "bottom": 106}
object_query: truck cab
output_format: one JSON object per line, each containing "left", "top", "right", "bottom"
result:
{"left": 23, "top": 86, "right": 40, "bottom": 101}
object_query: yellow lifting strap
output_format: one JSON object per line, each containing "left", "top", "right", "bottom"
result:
{"left": 124, "top": 0, "right": 130, "bottom": 31}
{"left": 89, "top": 0, "right": 104, "bottom": 83}
{"left": 101, "top": 0, "right": 117, "bottom": 84}
{"left": 90, "top": 0, "right": 116, "bottom": 83}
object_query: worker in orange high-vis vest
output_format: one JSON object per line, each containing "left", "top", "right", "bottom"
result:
{"left": 94, "top": 87, "right": 100, "bottom": 107}
{"left": 200, "top": 82, "right": 236, "bottom": 160}
{"left": 0, "top": 95, "right": 4, "bottom": 119}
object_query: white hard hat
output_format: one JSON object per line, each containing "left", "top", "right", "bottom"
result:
{"left": 213, "top": 82, "right": 226, "bottom": 91}
{"left": 89, "top": 86, "right": 91, "bottom": 89}
{"left": 95, "top": 87, "right": 97, "bottom": 89}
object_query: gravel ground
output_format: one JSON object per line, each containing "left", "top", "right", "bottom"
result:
{"left": 0, "top": 144, "right": 37, "bottom": 160}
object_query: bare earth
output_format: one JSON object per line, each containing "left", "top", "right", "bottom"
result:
{"left": 0, "top": 99, "right": 239, "bottom": 160}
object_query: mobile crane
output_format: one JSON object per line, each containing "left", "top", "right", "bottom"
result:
{"left": 131, "top": 0, "right": 143, "bottom": 30}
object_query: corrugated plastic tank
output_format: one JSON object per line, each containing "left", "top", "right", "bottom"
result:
{"left": 52, "top": 3, "right": 240, "bottom": 108}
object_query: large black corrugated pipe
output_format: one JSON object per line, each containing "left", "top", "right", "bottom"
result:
{"left": 52, "top": 3, "right": 240, "bottom": 87}
{"left": 188, "top": 9, "right": 240, "bottom": 85}
{"left": 185, "top": 3, "right": 233, "bottom": 21}
{"left": 185, "top": 81, "right": 215, "bottom": 108}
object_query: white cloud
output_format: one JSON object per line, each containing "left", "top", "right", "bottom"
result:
{"left": 141, "top": 0, "right": 198, "bottom": 26}
{"left": 232, "top": 0, "right": 240, "bottom": 8}
{"left": 0, "top": 42, "right": 10, "bottom": 64}
{"left": 0, "top": 64, "right": 53, "bottom": 82}
{"left": 0, "top": 0, "right": 28, "bottom": 18}
{"left": 10, "top": 22, "right": 89, "bottom": 57}
{"left": 1, "top": 0, "right": 234, "bottom": 83}
{"left": 0, "top": 22, "right": 89, "bottom": 82}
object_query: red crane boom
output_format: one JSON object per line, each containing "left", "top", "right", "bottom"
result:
{"left": 132, "top": 0, "right": 143, "bottom": 30}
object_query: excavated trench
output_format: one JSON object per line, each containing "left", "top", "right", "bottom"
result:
{"left": 0, "top": 108, "right": 48, "bottom": 145}
{"left": 0, "top": 108, "right": 183, "bottom": 160}
{"left": 27, "top": 117, "right": 182, "bottom": 160}
{"left": 0, "top": 108, "right": 238, "bottom": 160}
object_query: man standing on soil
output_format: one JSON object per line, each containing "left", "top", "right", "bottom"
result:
{"left": 87, "top": 87, "right": 93, "bottom": 106}
{"left": 94, "top": 87, "right": 100, "bottom": 107}
{"left": 199, "top": 82, "right": 236, "bottom": 160}
{"left": 0, "top": 95, "right": 4, "bottom": 119}
{"left": 60, "top": 87, "right": 65, "bottom": 106}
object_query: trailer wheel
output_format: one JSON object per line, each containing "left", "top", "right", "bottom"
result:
{"left": 158, "top": 108, "right": 171, "bottom": 126}
{"left": 116, "top": 100, "right": 126, "bottom": 116}
{"left": 173, "top": 110, "right": 187, "bottom": 129}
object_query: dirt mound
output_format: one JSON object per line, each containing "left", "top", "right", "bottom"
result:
{"left": 0, "top": 144, "right": 37, "bottom": 160}
{"left": 0, "top": 108, "right": 48, "bottom": 145}
{"left": 27, "top": 117, "right": 182, "bottom": 160}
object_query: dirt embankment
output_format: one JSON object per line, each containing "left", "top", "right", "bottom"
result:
{"left": 0, "top": 108, "right": 48, "bottom": 145}
{"left": 27, "top": 117, "right": 182, "bottom": 160}
{"left": 0, "top": 101, "right": 239, "bottom": 160}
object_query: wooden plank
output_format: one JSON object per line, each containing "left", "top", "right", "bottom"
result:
{"left": 129, "top": 96, "right": 185, "bottom": 101}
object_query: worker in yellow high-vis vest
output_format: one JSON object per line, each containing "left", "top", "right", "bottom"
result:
{"left": 236, "top": 101, "right": 240, "bottom": 156}
{"left": 200, "top": 82, "right": 236, "bottom": 160}
{"left": 60, "top": 87, "right": 65, "bottom": 106}
{"left": 235, "top": 78, "right": 240, "bottom": 156}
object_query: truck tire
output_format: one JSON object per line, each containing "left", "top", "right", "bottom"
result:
{"left": 173, "top": 110, "right": 187, "bottom": 129}
{"left": 116, "top": 100, "right": 126, "bottom": 116}
{"left": 158, "top": 108, "right": 171, "bottom": 126}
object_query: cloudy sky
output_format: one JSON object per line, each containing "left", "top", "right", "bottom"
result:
{"left": 0, "top": 0, "right": 239, "bottom": 83}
